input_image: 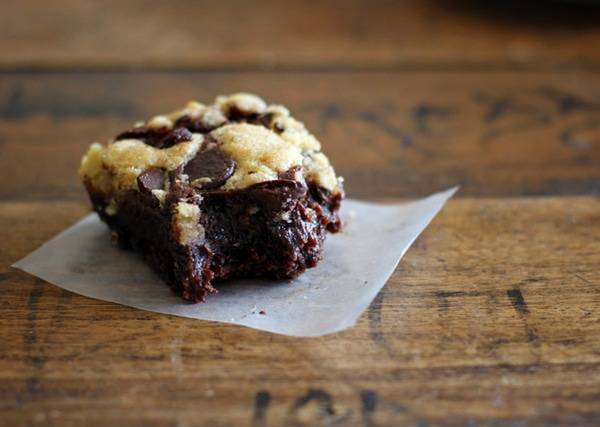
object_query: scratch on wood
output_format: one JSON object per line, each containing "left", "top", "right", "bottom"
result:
{"left": 506, "top": 288, "right": 530, "bottom": 316}
{"left": 252, "top": 390, "right": 271, "bottom": 427}
{"left": 49, "top": 289, "right": 72, "bottom": 334}
{"left": 356, "top": 110, "right": 412, "bottom": 147}
{"left": 538, "top": 87, "right": 600, "bottom": 115}
{"left": 474, "top": 92, "right": 551, "bottom": 142}
{"left": 360, "top": 390, "right": 378, "bottom": 427}
{"left": 573, "top": 273, "right": 594, "bottom": 286}
{"left": 522, "top": 277, "right": 545, "bottom": 283}
{"left": 413, "top": 103, "right": 456, "bottom": 136}
{"left": 435, "top": 292, "right": 451, "bottom": 311}
{"left": 478, "top": 95, "right": 512, "bottom": 122}
{"left": 24, "top": 281, "right": 45, "bottom": 396}
{"left": 2, "top": 85, "right": 24, "bottom": 119}
{"left": 507, "top": 288, "right": 541, "bottom": 345}
{"left": 368, "top": 290, "right": 386, "bottom": 346}
{"left": 287, "top": 389, "right": 351, "bottom": 426}
{"left": 291, "top": 389, "right": 333, "bottom": 412}
{"left": 433, "top": 290, "right": 483, "bottom": 312}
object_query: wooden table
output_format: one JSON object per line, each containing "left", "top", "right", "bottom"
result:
{"left": 1, "top": 1, "right": 599, "bottom": 425}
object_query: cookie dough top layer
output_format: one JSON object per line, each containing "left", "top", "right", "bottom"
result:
{"left": 80, "top": 93, "right": 341, "bottom": 200}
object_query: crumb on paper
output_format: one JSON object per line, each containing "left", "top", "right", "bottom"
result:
{"left": 251, "top": 305, "right": 267, "bottom": 315}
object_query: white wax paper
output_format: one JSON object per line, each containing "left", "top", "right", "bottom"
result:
{"left": 13, "top": 187, "right": 456, "bottom": 337}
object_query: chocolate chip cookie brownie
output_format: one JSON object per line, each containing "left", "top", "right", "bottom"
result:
{"left": 80, "top": 93, "right": 344, "bottom": 302}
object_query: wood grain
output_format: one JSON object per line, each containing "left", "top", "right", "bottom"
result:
{"left": 2, "top": 0, "right": 600, "bottom": 70}
{"left": 2, "top": 1, "right": 600, "bottom": 424}
{"left": 1, "top": 197, "right": 599, "bottom": 426}
{"left": 1, "top": 70, "right": 599, "bottom": 202}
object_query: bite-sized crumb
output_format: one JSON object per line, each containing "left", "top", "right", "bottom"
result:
{"left": 173, "top": 202, "right": 204, "bottom": 245}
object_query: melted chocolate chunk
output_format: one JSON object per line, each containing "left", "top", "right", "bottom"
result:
{"left": 245, "top": 112, "right": 285, "bottom": 133}
{"left": 184, "top": 148, "right": 236, "bottom": 190}
{"left": 137, "top": 167, "right": 165, "bottom": 193}
{"left": 116, "top": 126, "right": 192, "bottom": 149}
{"left": 227, "top": 106, "right": 260, "bottom": 122}
{"left": 160, "top": 127, "right": 193, "bottom": 148}
{"left": 175, "top": 115, "right": 202, "bottom": 132}
{"left": 256, "top": 113, "right": 273, "bottom": 127}
{"left": 115, "top": 126, "right": 167, "bottom": 147}
{"left": 245, "top": 180, "right": 308, "bottom": 211}
{"left": 175, "top": 115, "right": 221, "bottom": 133}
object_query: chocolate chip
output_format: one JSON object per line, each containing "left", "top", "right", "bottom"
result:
{"left": 228, "top": 106, "right": 260, "bottom": 122}
{"left": 184, "top": 148, "right": 236, "bottom": 190}
{"left": 247, "top": 113, "right": 285, "bottom": 133}
{"left": 253, "top": 112, "right": 273, "bottom": 128}
{"left": 159, "top": 127, "right": 193, "bottom": 148}
{"left": 137, "top": 167, "right": 165, "bottom": 193}
{"left": 175, "top": 115, "right": 203, "bottom": 132}
{"left": 175, "top": 115, "right": 224, "bottom": 133}
{"left": 115, "top": 126, "right": 167, "bottom": 147}
{"left": 115, "top": 126, "right": 192, "bottom": 149}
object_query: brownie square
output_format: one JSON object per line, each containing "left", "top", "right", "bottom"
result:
{"left": 80, "top": 93, "right": 343, "bottom": 302}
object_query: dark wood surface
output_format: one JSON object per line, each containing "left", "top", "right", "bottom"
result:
{"left": 1, "top": 70, "right": 599, "bottom": 201}
{"left": 3, "top": 0, "right": 600, "bottom": 69}
{"left": 1, "top": 1, "right": 600, "bottom": 426}
{"left": 2, "top": 198, "right": 599, "bottom": 426}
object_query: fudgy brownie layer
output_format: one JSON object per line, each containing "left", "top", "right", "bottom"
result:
{"left": 87, "top": 178, "right": 341, "bottom": 302}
